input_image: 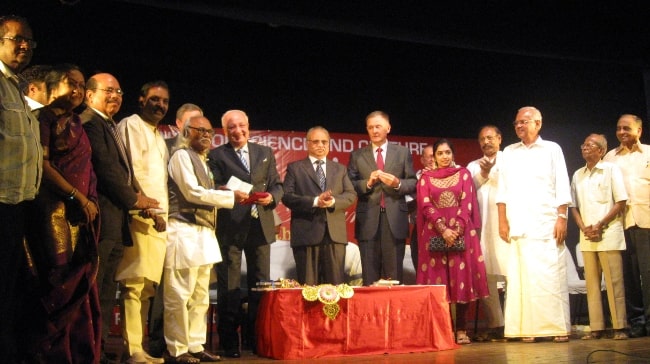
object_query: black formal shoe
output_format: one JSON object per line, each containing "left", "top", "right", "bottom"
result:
{"left": 190, "top": 350, "right": 221, "bottom": 362}
{"left": 224, "top": 350, "right": 241, "bottom": 358}
{"left": 629, "top": 325, "right": 646, "bottom": 338}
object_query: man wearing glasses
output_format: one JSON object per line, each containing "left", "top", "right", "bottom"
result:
{"left": 282, "top": 126, "right": 357, "bottom": 285}
{"left": 82, "top": 73, "right": 161, "bottom": 362}
{"left": 164, "top": 115, "right": 245, "bottom": 363}
{"left": 0, "top": 14, "right": 42, "bottom": 363}
{"left": 115, "top": 80, "right": 171, "bottom": 363}
{"left": 496, "top": 106, "right": 572, "bottom": 343}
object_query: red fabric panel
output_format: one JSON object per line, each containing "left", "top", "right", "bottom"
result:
{"left": 257, "top": 285, "right": 459, "bottom": 359}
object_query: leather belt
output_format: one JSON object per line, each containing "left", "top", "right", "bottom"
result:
{"left": 380, "top": 207, "right": 386, "bottom": 213}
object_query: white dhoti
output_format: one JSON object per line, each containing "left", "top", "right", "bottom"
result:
{"left": 504, "top": 237, "right": 570, "bottom": 337}
{"left": 163, "top": 265, "right": 212, "bottom": 356}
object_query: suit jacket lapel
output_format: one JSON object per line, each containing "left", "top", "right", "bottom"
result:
{"left": 226, "top": 143, "right": 250, "bottom": 175}
{"left": 362, "top": 145, "right": 377, "bottom": 169}
{"left": 303, "top": 158, "right": 321, "bottom": 189}
{"left": 324, "top": 159, "right": 336, "bottom": 190}
{"left": 384, "top": 143, "right": 396, "bottom": 171}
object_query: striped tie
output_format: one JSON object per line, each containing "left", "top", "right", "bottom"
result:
{"left": 108, "top": 119, "right": 132, "bottom": 186}
{"left": 238, "top": 149, "right": 258, "bottom": 218}
{"left": 315, "top": 160, "right": 326, "bottom": 191}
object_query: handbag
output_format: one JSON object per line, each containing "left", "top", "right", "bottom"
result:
{"left": 427, "top": 236, "right": 465, "bottom": 252}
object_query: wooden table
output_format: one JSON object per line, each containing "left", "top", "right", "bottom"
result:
{"left": 256, "top": 285, "right": 458, "bottom": 359}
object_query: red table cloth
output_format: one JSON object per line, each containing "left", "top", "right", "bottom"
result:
{"left": 256, "top": 285, "right": 458, "bottom": 359}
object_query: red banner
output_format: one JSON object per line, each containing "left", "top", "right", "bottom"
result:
{"left": 159, "top": 126, "right": 481, "bottom": 243}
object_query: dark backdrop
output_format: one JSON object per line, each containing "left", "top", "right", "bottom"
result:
{"left": 4, "top": 0, "right": 649, "bottom": 176}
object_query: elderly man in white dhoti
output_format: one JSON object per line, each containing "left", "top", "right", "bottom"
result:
{"left": 496, "top": 106, "right": 572, "bottom": 343}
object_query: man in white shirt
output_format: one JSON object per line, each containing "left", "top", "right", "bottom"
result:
{"left": 571, "top": 133, "right": 628, "bottom": 340}
{"left": 467, "top": 125, "right": 507, "bottom": 341}
{"left": 165, "top": 115, "right": 247, "bottom": 363}
{"left": 603, "top": 114, "right": 650, "bottom": 338}
{"left": 116, "top": 80, "right": 171, "bottom": 364}
{"left": 496, "top": 106, "right": 572, "bottom": 342}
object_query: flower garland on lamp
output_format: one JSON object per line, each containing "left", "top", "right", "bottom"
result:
{"left": 302, "top": 284, "right": 354, "bottom": 320}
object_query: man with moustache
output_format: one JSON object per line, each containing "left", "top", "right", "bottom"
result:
{"left": 496, "top": 106, "right": 572, "bottom": 343}
{"left": 81, "top": 73, "right": 160, "bottom": 362}
{"left": 208, "top": 109, "right": 283, "bottom": 357}
{"left": 116, "top": 81, "right": 170, "bottom": 363}
{"left": 348, "top": 111, "right": 417, "bottom": 285}
{"left": 603, "top": 114, "right": 650, "bottom": 338}
{"left": 282, "top": 126, "right": 357, "bottom": 285}
{"left": 150, "top": 102, "right": 204, "bottom": 357}
{"left": 164, "top": 115, "right": 244, "bottom": 363}
{"left": 467, "top": 125, "right": 507, "bottom": 341}
{"left": 0, "top": 14, "right": 43, "bottom": 363}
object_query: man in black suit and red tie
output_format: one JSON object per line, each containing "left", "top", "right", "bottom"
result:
{"left": 207, "top": 109, "right": 283, "bottom": 358}
{"left": 348, "top": 111, "right": 417, "bottom": 285}
{"left": 282, "top": 126, "right": 357, "bottom": 285}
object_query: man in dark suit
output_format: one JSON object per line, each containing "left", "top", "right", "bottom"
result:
{"left": 282, "top": 126, "right": 357, "bottom": 285}
{"left": 81, "top": 73, "right": 160, "bottom": 362}
{"left": 207, "top": 109, "right": 283, "bottom": 357}
{"left": 348, "top": 111, "right": 417, "bottom": 285}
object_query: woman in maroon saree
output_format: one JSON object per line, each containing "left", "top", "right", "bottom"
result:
{"left": 23, "top": 64, "right": 101, "bottom": 363}
{"left": 416, "top": 139, "right": 488, "bottom": 345}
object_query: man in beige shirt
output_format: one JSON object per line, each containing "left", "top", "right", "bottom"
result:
{"left": 603, "top": 114, "right": 650, "bottom": 338}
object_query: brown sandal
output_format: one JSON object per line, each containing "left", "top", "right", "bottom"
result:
{"left": 581, "top": 331, "right": 601, "bottom": 340}
{"left": 613, "top": 330, "right": 628, "bottom": 340}
{"left": 163, "top": 351, "right": 200, "bottom": 364}
{"left": 553, "top": 336, "right": 569, "bottom": 343}
{"left": 522, "top": 337, "right": 536, "bottom": 343}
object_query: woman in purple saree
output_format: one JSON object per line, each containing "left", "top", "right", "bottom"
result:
{"left": 23, "top": 64, "right": 101, "bottom": 363}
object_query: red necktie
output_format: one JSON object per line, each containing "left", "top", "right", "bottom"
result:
{"left": 376, "top": 147, "right": 385, "bottom": 208}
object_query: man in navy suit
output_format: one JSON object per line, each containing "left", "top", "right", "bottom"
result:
{"left": 282, "top": 126, "right": 357, "bottom": 285}
{"left": 207, "top": 109, "right": 283, "bottom": 357}
{"left": 348, "top": 111, "right": 417, "bottom": 285}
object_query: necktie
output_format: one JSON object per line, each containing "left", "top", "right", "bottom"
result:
{"left": 108, "top": 119, "right": 132, "bottom": 186}
{"left": 376, "top": 147, "right": 385, "bottom": 208}
{"left": 238, "top": 149, "right": 258, "bottom": 218}
{"left": 315, "top": 160, "right": 326, "bottom": 191}
{"left": 237, "top": 149, "right": 250, "bottom": 173}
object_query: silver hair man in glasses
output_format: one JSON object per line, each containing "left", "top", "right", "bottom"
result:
{"left": 496, "top": 106, "right": 572, "bottom": 343}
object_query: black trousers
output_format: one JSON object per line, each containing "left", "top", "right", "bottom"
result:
{"left": 0, "top": 201, "right": 30, "bottom": 363}
{"left": 216, "top": 219, "right": 270, "bottom": 352}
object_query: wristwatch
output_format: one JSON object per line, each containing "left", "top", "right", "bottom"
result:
{"left": 557, "top": 213, "right": 567, "bottom": 219}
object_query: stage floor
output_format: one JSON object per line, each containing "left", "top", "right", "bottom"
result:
{"left": 106, "top": 332, "right": 650, "bottom": 363}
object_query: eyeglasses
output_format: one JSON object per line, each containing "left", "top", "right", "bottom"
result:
{"left": 512, "top": 119, "right": 537, "bottom": 127}
{"left": 92, "top": 87, "right": 124, "bottom": 96}
{"left": 307, "top": 139, "right": 329, "bottom": 145}
{"left": 187, "top": 126, "right": 215, "bottom": 135}
{"left": 1, "top": 35, "right": 37, "bottom": 49}
{"left": 580, "top": 143, "right": 599, "bottom": 150}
